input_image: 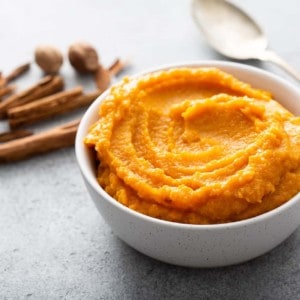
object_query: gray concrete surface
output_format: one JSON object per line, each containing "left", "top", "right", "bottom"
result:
{"left": 0, "top": 0, "right": 300, "bottom": 299}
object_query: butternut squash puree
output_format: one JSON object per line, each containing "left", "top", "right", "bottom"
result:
{"left": 85, "top": 68, "right": 300, "bottom": 224}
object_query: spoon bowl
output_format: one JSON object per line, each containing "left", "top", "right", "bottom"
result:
{"left": 192, "top": 0, "right": 267, "bottom": 59}
{"left": 192, "top": 0, "right": 300, "bottom": 82}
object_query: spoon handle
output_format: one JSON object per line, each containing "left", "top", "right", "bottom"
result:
{"left": 262, "top": 50, "right": 300, "bottom": 83}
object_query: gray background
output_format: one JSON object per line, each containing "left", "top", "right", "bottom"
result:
{"left": 1, "top": 0, "right": 300, "bottom": 299}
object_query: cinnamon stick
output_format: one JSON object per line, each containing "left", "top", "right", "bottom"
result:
{"left": 95, "top": 65, "right": 111, "bottom": 91}
{"left": 108, "top": 58, "right": 128, "bottom": 76}
{"left": 0, "top": 73, "right": 5, "bottom": 87}
{"left": 94, "top": 59, "right": 127, "bottom": 92}
{"left": 7, "top": 89, "right": 102, "bottom": 128}
{"left": 5, "top": 62, "right": 31, "bottom": 83}
{"left": 0, "top": 119, "right": 80, "bottom": 162}
{"left": 0, "top": 85, "right": 15, "bottom": 100}
{"left": 0, "top": 75, "right": 64, "bottom": 118}
{"left": 0, "top": 129, "right": 33, "bottom": 143}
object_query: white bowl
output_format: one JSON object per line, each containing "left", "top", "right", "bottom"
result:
{"left": 76, "top": 61, "right": 300, "bottom": 267}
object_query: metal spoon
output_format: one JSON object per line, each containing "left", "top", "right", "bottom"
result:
{"left": 192, "top": 0, "right": 300, "bottom": 82}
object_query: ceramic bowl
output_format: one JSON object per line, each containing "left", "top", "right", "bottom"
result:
{"left": 75, "top": 61, "right": 300, "bottom": 267}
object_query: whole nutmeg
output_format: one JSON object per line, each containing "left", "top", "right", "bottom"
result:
{"left": 34, "top": 44, "right": 63, "bottom": 74}
{"left": 68, "top": 42, "right": 99, "bottom": 73}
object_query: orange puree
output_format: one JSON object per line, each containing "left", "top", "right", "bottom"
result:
{"left": 85, "top": 68, "right": 300, "bottom": 224}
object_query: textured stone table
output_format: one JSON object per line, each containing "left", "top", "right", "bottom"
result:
{"left": 1, "top": 0, "right": 299, "bottom": 299}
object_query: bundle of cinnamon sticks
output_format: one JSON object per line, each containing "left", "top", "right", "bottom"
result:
{"left": 0, "top": 59, "right": 127, "bottom": 162}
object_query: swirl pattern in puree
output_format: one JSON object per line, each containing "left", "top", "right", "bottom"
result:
{"left": 85, "top": 68, "right": 300, "bottom": 224}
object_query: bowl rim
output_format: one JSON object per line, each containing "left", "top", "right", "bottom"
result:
{"left": 76, "top": 60, "right": 300, "bottom": 230}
